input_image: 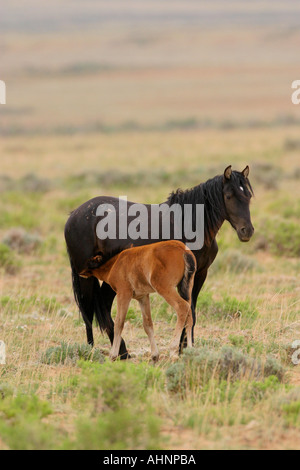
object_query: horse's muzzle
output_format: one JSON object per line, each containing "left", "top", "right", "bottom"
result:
{"left": 237, "top": 224, "right": 254, "bottom": 242}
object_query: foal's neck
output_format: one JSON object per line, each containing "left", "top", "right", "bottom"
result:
{"left": 94, "top": 255, "right": 118, "bottom": 282}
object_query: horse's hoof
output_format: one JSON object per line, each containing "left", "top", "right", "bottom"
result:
{"left": 120, "top": 352, "right": 131, "bottom": 360}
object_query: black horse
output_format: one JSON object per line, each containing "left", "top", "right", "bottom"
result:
{"left": 64, "top": 165, "right": 254, "bottom": 358}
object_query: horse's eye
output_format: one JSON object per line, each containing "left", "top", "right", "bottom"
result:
{"left": 226, "top": 195, "right": 231, "bottom": 200}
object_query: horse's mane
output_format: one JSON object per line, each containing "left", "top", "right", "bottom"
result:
{"left": 167, "top": 172, "right": 253, "bottom": 246}
{"left": 167, "top": 175, "right": 225, "bottom": 246}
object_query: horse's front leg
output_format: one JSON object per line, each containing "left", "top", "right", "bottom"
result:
{"left": 179, "top": 269, "right": 208, "bottom": 352}
{"left": 191, "top": 269, "right": 208, "bottom": 340}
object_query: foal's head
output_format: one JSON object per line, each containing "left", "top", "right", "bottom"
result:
{"left": 223, "top": 165, "right": 254, "bottom": 242}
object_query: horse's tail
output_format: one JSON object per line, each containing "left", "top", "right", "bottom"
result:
{"left": 68, "top": 250, "right": 112, "bottom": 345}
{"left": 177, "top": 251, "right": 196, "bottom": 301}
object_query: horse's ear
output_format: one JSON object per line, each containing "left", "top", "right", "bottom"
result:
{"left": 224, "top": 165, "right": 232, "bottom": 180}
{"left": 242, "top": 166, "right": 249, "bottom": 178}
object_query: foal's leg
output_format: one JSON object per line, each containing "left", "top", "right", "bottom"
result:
{"left": 155, "top": 286, "right": 193, "bottom": 358}
{"left": 101, "top": 282, "right": 130, "bottom": 359}
{"left": 138, "top": 295, "right": 159, "bottom": 362}
{"left": 110, "top": 291, "right": 132, "bottom": 361}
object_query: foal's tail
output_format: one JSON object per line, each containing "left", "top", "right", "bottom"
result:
{"left": 177, "top": 251, "right": 196, "bottom": 301}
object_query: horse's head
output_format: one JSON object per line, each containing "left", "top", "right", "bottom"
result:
{"left": 223, "top": 165, "right": 254, "bottom": 242}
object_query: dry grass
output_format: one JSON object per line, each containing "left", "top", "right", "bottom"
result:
{"left": 0, "top": 140, "right": 299, "bottom": 448}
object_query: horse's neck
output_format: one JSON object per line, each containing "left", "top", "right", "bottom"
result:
{"left": 207, "top": 214, "right": 225, "bottom": 242}
{"left": 166, "top": 178, "right": 226, "bottom": 246}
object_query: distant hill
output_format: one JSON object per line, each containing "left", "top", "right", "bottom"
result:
{"left": 1, "top": 0, "right": 300, "bottom": 33}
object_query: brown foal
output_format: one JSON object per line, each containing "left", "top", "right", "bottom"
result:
{"left": 81, "top": 240, "right": 196, "bottom": 361}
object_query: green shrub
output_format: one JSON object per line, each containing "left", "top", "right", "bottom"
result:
{"left": 228, "top": 334, "right": 266, "bottom": 355}
{"left": 203, "top": 375, "right": 282, "bottom": 407}
{"left": 40, "top": 342, "right": 105, "bottom": 365}
{"left": 282, "top": 401, "right": 300, "bottom": 427}
{"left": 0, "top": 394, "right": 52, "bottom": 420}
{"left": 0, "top": 394, "right": 55, "bottom": 450}
{"left": 263, "top": 218, "right": 300, "bottom": 257}
{"left": 0, "top": 174, "right": 51, "bottom": 194}
{"left": 63, "top": 361, "right": 162, "bottom": 450}
{"left": 213, "top": 249, "right": 261, "bottom": 274}
{"left": 240, "top": 375, "right": 282, "bottom": 403}
{"left": 70, "top": 407, "right": 160, "bottom": 450}
{"left": 19, "top": 173, "right": 52, "bottom": 193}
{"left": 252, "top": 162, "right": 281, "bottom": 189}
{"left": 0, "top": 192, "right": 41, "bottom": 230}
{"left": 275, "top": 388, "right": 300, "bottom": 427}
{"left": 0, "top": 383, "right": 14, "bottom": 400}
{"left": 165, "top": 345, "right": 285, "bottom": 395}
{"left": 2, "top": 228, "right": 42, "bottom": 254}
{"left": 0, "top": 243, "right": 21, "bottom": 274}
{"left": 267, "top": 197, "right": 300, "bottom": 220}
{"left": 76, "top": 360, "right": 163, "bottom": 409}
{"left": 0, "top": 294, "right": 64, "bottom": 316}
{"left": 284, "top": 138, "right": 300, "bottom": 151}
{"left": 197, "top": 291, "right": 258, "bottom": 322}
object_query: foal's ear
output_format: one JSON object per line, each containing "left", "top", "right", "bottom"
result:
{"left": 242, "top": 165, "right": 250, "bottom": 178}
{"left": 224, "top": 165, "right": 232, "bottom": 180}
{"left": 87, "top": 254, "right": 103, "bottom": 269}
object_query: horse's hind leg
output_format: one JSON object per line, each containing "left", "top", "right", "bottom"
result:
{"left": 138, "top": 295, "right": 159, "bottom": 362}
{"left": 110, "top": 291, "right": 132, "bottom": 361}
{"left": 155, "top": 286, "right": 193, "bottom": 358}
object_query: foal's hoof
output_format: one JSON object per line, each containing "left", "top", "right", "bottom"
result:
{"left": 151, "top": 353, "right": 160, "bottom": 363}
{"left": 110, "top": 352, "right": 131, "bottom": 361}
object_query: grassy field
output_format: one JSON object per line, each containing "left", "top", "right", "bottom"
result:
{"left": 0, "top": 1, "right": 300, "bottom": 450}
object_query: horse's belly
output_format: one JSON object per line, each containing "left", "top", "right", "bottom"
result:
{"left": 132, "top": 278, "right": 155, "bottom": 300}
